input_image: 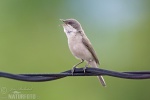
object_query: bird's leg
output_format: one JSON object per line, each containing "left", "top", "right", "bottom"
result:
{"left": 83, "top": 60, "right": 92, "bottom": 73}
{"left": 72, "top": 59, "right": 84, "bottom": 75}
{"left": 83, "top": 64, "right": 89, "bottom": 73}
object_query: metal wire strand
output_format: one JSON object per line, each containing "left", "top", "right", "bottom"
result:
{"left": 0, "top": 67, "right": 150, "bottom": 82}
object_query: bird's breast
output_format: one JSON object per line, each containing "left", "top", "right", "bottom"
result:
{"left": 68, "top": 35, "right": 93, "bottom": 61}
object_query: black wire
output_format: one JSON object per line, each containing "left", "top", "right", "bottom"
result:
{"left": 0, "top": 67, "right": 150, "bottom": 82}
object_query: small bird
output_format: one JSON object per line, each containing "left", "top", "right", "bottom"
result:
{"left": 60, "top": 18, "right": 106, "bottom": 86}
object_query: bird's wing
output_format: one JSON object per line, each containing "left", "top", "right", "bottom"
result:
{"left": 82, "top": 35, "right": 100, "bottom": 65}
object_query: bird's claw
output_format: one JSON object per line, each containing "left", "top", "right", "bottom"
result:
{"left": 71, "top": 66, "right": 76, "bottom": 75}
{"left": 83, "top": 66, "right": 88, "bottom": 73}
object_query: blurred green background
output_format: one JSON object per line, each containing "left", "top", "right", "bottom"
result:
{"left": 0, "top": 0, "right": 150, "bottom": 100}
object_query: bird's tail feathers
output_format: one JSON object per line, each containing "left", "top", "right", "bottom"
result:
{"left": 89, "top": 61, "right": 106, "bottom": 87}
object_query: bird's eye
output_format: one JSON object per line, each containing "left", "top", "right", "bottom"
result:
{"left": 68, "top": 22, "right": 72, "bottom": 24}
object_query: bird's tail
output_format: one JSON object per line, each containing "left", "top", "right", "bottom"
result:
{"left": 97, "top": 75, "right": 106, "bottom": 87}
{"left": 89, "top": 61, "right": 106, "bottom": 87}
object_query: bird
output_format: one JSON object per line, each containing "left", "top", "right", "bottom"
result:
{"left": 60, "top": 18, "right": 106, "bottom": 86}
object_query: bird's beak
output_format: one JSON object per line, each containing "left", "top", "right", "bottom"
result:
{"left": 60, "top": 19, "right": 65, "bottom": 23}
{"left": 60, "top": 19, "right": 68, "bottom": 27}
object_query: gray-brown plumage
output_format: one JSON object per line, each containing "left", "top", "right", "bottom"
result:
{"left": 60, "top": 18, "right": 106, "bottom": 86}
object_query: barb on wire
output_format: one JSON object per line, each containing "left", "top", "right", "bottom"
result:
{"left": 0, "top": 67, "right": 150, "bottom": 82}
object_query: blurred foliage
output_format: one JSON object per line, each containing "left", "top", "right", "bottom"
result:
{"left": 0, "top": 0, "right": 150, "bottom": 100}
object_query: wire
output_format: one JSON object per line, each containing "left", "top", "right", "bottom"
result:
{"left": 0, "top": 67, "right": 150, "bottom": 82}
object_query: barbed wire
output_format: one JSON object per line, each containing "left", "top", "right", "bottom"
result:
{"left": 0, "top": 67, "right": 150, "bottom": 82}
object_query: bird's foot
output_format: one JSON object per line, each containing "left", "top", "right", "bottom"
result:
{"left": 83, "top": 66, "right": 88, "bottom": 73}
{"left": 71, "top": 66, "right": 77, "bottom": 75}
